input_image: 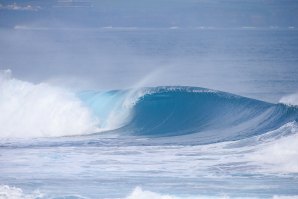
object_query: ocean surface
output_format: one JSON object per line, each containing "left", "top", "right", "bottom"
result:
{"left": 1, "top": 29, "right": 298, "bottom": 199}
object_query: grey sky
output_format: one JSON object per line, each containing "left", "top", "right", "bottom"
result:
{"left": 1, "top": 0, "right": 298, "bottom": 28}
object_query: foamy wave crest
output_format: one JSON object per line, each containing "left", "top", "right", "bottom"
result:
{"left": 126, "top": 187, "right": 178, "bottom": 199}
{"left": 248, "top": 127, "right": 298, "bottom": 173}
{"left": 279, "top": 93, "right": 298, "bottom": 106}
{"left": 1, "top": 185, "right": 298, "bottom": 199}
{"left": 273, "top": 196, "right": 298, "bottom": 199}
{"left": 126, "top": 187, "right": 213, "bottom": 199}
{"left": 0, "top": 70, "right": 99, "bottom": 138}
{"left": 125, "top": 187, "right": 298, "bottom": 199}
{"left": 0, "top": 185, "right": 43, "bottom": 199}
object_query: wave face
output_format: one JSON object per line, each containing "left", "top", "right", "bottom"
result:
{"left": 79, "top": 87, "right": 298, "bottom": 144}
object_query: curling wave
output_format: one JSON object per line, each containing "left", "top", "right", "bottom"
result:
{"left": 79, "top": 87, "right": 298, "bottom": 143}
{"left": 1, "top": 70, "right": 298, "bottom": 142}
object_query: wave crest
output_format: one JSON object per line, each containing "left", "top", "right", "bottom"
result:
{"left": 126, "top": 187, "right": 298, "bottom": 199}
{"left": 279, "top": 93, "right": 298, "bottom": 106}
{"left": 0, "top": 185, "right": 42, "bottom": 199}
{"left": 0, "top": 70, "right": 99, "bottom": 138}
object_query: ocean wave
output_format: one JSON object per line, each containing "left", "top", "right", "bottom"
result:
{"left": 126, "top": 187, "right": 298, "bottom": 199}
{"left": 2, "top": 185, "right": 298, "bottom": 199}
{"left": 1, "top": 70, "right": 298, "bottom": 142}
{"left": 0, "top": 70, "right": 99, "bottom": 138}
{"left": 279, "top": 93, "right": 298, "bottom": 106}
{"left": 79, "top": 86, "right": 298, "bottom": 143}
{"left": 112, "top": 87, "right": 298, "bottom": 144}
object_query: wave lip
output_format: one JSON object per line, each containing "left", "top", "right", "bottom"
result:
{"left": 0, "top": 185, "right": 43, "bottom": 199}
{"left": 279, "top": 93, "right": 298, "bottom": 106}
{"left": 126, "top": 187, "right": 298, "bottom": 199}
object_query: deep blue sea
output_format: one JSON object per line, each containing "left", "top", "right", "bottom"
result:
{"left": 1, "top": 28, "right": 298, "bottom": 199}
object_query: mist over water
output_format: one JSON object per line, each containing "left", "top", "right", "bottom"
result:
{"left": 1, "top": 28, "right": 298, "bottom": 102}
{"left": 0, "top": 70, "right": 99, "bottom": 138}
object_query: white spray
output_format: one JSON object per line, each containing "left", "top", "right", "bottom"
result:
{"left": 0, "top": 70, "right": 99, "bottom": 138}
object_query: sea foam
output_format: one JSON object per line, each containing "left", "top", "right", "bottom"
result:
{"left": 0, "top": 185, "right": 42, "bottom": 199}
{"left": 0, "top": 70, "right": 99, "bottom": 138}
{"left": 125, "top": 187, "right": 298, "bottom": 199}
{"left": 279, "top": 93, "right": 298, "bottom": 106}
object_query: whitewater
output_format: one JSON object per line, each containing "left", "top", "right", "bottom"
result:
{"left": 1, "top": 70, "right": 298, "bottom": 199}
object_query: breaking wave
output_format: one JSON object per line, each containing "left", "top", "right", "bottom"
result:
{"left": 1, "top": 70, "right": 298, "bottom": 143}
{"left": 114, "top": 87, "right": 298, "bottom": 144}
{"left": 0, "top": 70, "right": 99, "bottom": 138}
{"left": 2, "top": 185, "right": 298, "bottom": 199}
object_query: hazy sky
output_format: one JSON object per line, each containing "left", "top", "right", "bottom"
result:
{"left": 1, "top": 0, "right": 298, "bottom": 28}
{"left": 0, "top": 0, "right": 298, "bottom": 102}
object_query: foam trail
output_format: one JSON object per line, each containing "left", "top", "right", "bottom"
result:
{"left": 0, "top": 185, "right": 43, "bottom": 199}
{"left": 1, "top": 185, "right": 298, "bottom": 199}
{"left": 125, "top": 187, "right": 298, "bottom": 199}
{"left": 248, "top": 129, "right": 298, "bottom": 173}
{"left": 0, "top": 70, "right": 99, "bottom": 138}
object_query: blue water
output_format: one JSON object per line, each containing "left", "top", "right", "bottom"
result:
{"left": 1, "top": 29, "right": 298, "bottom": 199}
{"left": 79, "top": 87, "right": 298, "bottom": 142}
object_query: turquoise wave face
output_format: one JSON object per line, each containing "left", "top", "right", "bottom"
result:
{"left": 78, "top": 86, "right": 298, "bottom": 144}
{"left": 78, "top": 90, "right": 130, "bottom": 129}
